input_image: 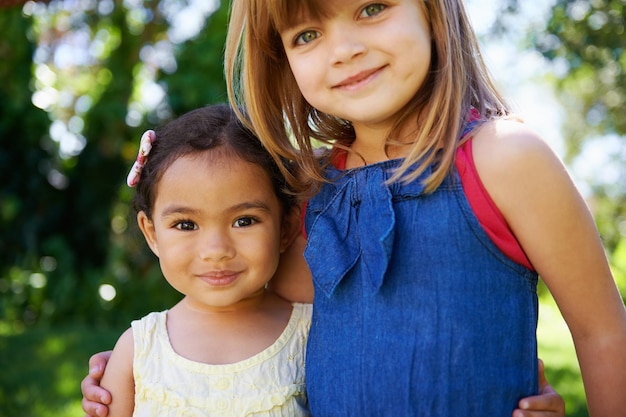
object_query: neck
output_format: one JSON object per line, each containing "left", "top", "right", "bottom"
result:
{"left": 166, "top": 289, "right": 293, "bottom": 365}
{"left": 348, "top": 120, "right": 420, "bottom": 168}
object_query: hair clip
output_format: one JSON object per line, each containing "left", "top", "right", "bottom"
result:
{"left": 127, "top": 130, "right": 155, "bottom": 187}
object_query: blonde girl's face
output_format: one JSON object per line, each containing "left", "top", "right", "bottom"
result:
{"left": 279, "top": 0, "right": 431, "bottom": 133}
{"left": 137, "top": 152, "right": 291, "bottom": 311}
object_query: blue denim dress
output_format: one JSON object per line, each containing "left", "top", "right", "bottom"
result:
{"left": 303, "top": 154, "right": 539, "bottom": 416}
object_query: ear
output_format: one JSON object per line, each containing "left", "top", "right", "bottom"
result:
{"left": 137, "top": 211, "right": 160, "bottom": 257}
{"left": 279, "top": 205, "right": 304, "bottom": 254}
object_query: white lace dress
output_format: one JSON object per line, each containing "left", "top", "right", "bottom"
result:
{"left": 131, "top": 303, "right": 312, "bottom": 417}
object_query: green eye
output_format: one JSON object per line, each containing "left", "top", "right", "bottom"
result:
{"left": 295, "top": 30, "right": 319, "bottom": 45}
{"left": 360, "top": 3, "right": 386, "bottom": 17}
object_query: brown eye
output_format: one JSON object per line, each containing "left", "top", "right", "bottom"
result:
{"left": 176, "top": 220, "right": 197, "bottom": 231}
{"left": 233, "top": 217, "right": 256, "bottom": 228}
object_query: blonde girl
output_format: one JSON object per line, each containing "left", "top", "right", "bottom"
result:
{"left": 223, "top": 0, "right": 626, "bottom": 416}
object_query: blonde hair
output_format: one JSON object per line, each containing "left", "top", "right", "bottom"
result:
{"left": 225, "top": 0, "right": 511, "bottom": 195}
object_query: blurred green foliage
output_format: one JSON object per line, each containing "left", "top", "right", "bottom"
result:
{"left": 531, "top": 0, "right": 626, "bottom": 256}
{"left": 0, "top": 1, "right": 228, "bottom": 332}
{"left": 0, "top": 324, "right": 123, "bottom": 417}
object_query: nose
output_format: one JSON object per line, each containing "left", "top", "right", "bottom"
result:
{"left": 329, "top": 25, "right": 366, "bottom": 66}
{"left": 198, "top": 229, "right": 235, "bottom": 261}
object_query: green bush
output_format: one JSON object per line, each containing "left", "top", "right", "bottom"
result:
{"left": 0, "top": 324, "right": 122, "bottom": 417}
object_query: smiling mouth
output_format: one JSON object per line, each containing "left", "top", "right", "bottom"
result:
{"left": 334, "top": 67, "right": 384, "bottom": 90}
{"left": 198, "top": 271, "right": 239, "bottom": 287}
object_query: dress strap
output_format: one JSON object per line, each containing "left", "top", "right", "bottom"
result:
{"left": 455, "top": 139, "right": 534, "bottom": 270}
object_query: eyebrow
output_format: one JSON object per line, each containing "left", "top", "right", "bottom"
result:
{"left": 230, "top": 200, "right": 272, "bottom": 213}
{"left": 159, "top": 200, "right": 273, "bottom": 218}
{"left": 159, "top": 206, "right": 200, "bottom": 218}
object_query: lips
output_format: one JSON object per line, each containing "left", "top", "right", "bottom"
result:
{"left": 334, "top": 66, "right": 384, "bottom": 90}
{"left": 197, "top": 270, "right": 240, "bottom": 287}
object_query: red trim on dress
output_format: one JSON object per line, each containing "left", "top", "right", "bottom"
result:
{"left": 302, "top": 142, "right": 534, "bottom": 271}
{"left": 455, "top": 139, "right": 534, "bottom": 270}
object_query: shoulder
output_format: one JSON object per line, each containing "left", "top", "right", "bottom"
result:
{"left": 470, "top": 119, "right": 567, "bottom": 210}
{"left": 468, "top": 118, "right": 574, "bottom": 259}
{"left": 468, "top": 118, "right": 599, "bottom": 277}
{"left": 292, "top": 302, "right": 313, "bottom": 320}
{"left": 126, "top": 313, "right": 166, "bottom": 365}
{"left": 471, "top": 118, "right": 558, "bottom": 175}
{"left": 111, "top": 327, "right": 135, "bottom": 359}
{"left": 270, "top": 235, "right": 314, "bottom": 303}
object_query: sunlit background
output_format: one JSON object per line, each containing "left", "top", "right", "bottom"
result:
{"left": 1, "top": 0, "right": 625, "bottom": 416}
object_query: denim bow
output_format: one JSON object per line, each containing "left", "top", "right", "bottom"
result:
{"left": 305, "top": 167, "right": 398, "bottom": 297}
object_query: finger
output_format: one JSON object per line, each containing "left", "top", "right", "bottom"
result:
{"left": 517, "top": 392, "right": 565, "bottom": 416}
{"left": 514, "top": 360, "right": 565, "bottom": 417}
{"left": 81, "top": 398, "right": 108, "bottom": 417}
{"left": 513, "top": 410, "right": 551, "bottom": 417}
{"left": 81, "top": 375, "right": 112, "bottom": 404}
{"left": 87, "top": 351, "right": 112, "bottom": 378}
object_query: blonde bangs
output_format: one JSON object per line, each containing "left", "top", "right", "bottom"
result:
{"left": 266, "top": 0, "right": 334, "bottom": 33}
{"left": 226, "top": 0, "right": 332, "bottom": 196}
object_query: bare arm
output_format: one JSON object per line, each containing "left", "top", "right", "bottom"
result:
{"left": 474, "top": 120, "right": 626, "bottom": 417}
{"left": 81, "top": 336, "right": 134, "bottom": 417}
{"left": 82, "top": 350, "right": 113, "bottom": 417}
{"left": 99, "top": 328, "right": 135, "bottom": 417}
{"left": 270, "top": 233, "right": 314, "bottom": 303}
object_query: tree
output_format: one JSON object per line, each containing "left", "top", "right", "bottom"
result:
{"left": 0, "top": 0, "right": 229, "bottom": 329}
{"left": 532, "top": 0, "right": 626, "bottom": 270}
{"left": 0, "top": 4, "right": 57, "bottom": 328}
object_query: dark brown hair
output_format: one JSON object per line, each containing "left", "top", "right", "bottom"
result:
{"left": 133, "top": 104, "right": 297, "bottom": 219}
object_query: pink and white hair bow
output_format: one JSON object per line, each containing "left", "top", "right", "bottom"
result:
{"left": 126, "top": 130, "right": 155, "bottom": 187}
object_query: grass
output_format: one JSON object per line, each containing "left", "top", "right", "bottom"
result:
{"left": 0, "top": 299, "right": 588, "bottom": 417}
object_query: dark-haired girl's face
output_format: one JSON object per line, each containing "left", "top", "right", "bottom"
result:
{"left": 279, "top": 0, "right": 431, "bottom": 135}
{"left": 138, "top": 152, "right": 292, "bottom": 311}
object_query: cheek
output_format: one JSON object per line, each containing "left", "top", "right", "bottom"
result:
{"left": 286, "top": 57, "right": 317, "bottom": 100}
{"left": 157, "top": 249, "right": 184, "bottom": 273}
{"left": 156, "top": 238, "right": 191, "bottom": 266}
{"left": 248, "top": 231, "right": 282, "bottom": 268}
{"left": 156, "top": 256, "right": 180, "bottom": 287}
